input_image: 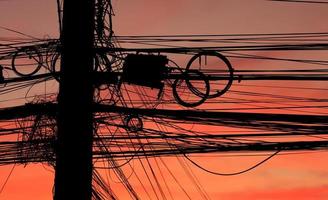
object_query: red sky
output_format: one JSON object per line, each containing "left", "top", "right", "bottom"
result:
{"left": 0, "top": 0, "right": 328, "bottom": 199}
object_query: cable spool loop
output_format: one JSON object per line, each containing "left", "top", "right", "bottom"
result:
{"left": 172, "top": 69, "right": 210, "bottom": 107}
{"left": 186, "top": 51, "right": 234, "bottom": 99}
{"left": 12, "top": 46, "right": 43, "bottom": 77}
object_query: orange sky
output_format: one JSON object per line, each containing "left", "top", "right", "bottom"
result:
{"left": 0, "top": 0, "right": 328, "bottom": 199}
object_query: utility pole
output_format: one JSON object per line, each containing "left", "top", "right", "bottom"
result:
{"left": 54, "top": 0, "right": 95, "bottom": 199}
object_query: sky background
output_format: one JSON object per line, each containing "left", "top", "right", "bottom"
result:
{"left": 1, "top": 0, "right": 328, "bottom": 199}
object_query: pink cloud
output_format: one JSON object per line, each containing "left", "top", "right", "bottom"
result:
{"left": 218, "top": 185, "right": 328, "bottom": 200}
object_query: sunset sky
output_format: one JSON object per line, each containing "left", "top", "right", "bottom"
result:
{"left": 0, "top": 0, "right": 328, "bottom": 199}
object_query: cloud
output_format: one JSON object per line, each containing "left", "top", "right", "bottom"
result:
{"left": 217, "top": 185, "right": 328, "bottom": 200}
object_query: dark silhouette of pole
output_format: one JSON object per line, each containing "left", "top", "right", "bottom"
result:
{"left": 54, "top": 0, "right": 95, "bottom": 199}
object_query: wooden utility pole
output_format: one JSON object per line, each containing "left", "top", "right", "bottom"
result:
{"left": 54, "top": 0, "right": 95, "bottom": 199}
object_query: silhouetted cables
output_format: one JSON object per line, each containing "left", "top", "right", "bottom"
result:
{"left": 1, "top": 2, "right": 328, "bottom": 198}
